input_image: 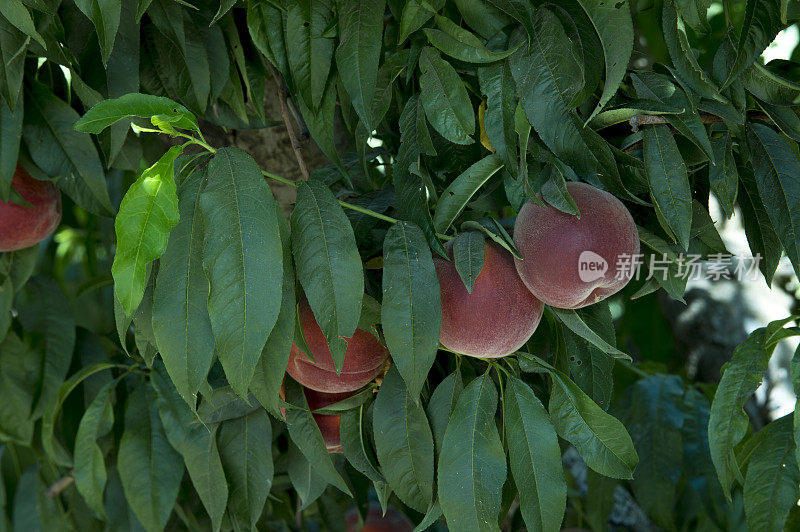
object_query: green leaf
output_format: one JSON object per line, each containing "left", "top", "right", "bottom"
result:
{"left": 250, "top": 210, "right": 296, "bottom": 418}
{"left": 418, "top": 47, "right": 475, "bottom": 145}
{"left": 286, "top": 442, "right": 328, "bottom": 509}
{"left": 453, "top": 231, "right": 485, "bottom": 293}
{"left": 709, "top": 133, "right": 738, "bottom": 218}
{"left": 201, "top": 147, "right": 283, "bottom": 398}
{"left": 504, "top": 377, "right": 566, "bottom": 532}
{"left": 486, "top": 0, "right": 535, "bottom": 41}
{"left": 723, "top": 0, "right": 783, "bottom": 90}
{"left": 335, "top": 0, "right": 385, "bottom": 129}
{"left": 74, "top": 379, "right": 117, "bottom": 519}
{"left": 284, "top": 379, "right": 351, "bottom": 495}
{"left": 22, "top": 82, "right": 113, "bottom": 215}
{"left": 285, "top": 0, "right": 334, "bottom": 110}
{"left": 747, "top": 123, "right": 800, "bottom": 279}
{"left": 562, "top": 303, "right": 616, "bottom": 409}
{"left": 0, "top": 14, "right": 27, "bottom": 111}
{"left": 578, "top": 0, "right": 634, "bottom": 121}
{"left": 0, "top": 279, "right": 11, "bottom": 342}
{"left": 424, "top": 15, "right": 517, "bottom": 63}
{"left": 295, "top": 76, "right": 343, "bottom": 172}
{"left": 118, "top": 386, "right": 184, "bottom": 532}
{"left": 620, "top": 375, "right": 684, "bottom": 528}
{"left": 398, "top": 0, "right": 442, "bottom": 44}
{"left": 112, "top": 146, "right": 182, "bottom": 317}
{"left": 438, "top": 373, "right": 506, "bottom": 531}
{"left": 452, "top": 0, "right": 510, "bottom": 40}
{"left": 218, "top": 410, "right": 274, "bottom": 529}
{"left": 149, "top": 364, "right": 228, "bottom": 532}
{"left": 551, "top": 307, "right": 627, "bottom": 360}
{"left": 340, "top": 404, "right": 385, "bottom": 483}
{"left": 739, "top": 165, "right": 782, "bottom": 285}
{"left": 433, "top": 153, "right": 503, "bottom": 233}
{"left": 0, "top": 98, "right": 22, "bottom": 201}
{"left": 478, "top": 61, "right": 517, "bottom": 174}
{"left": 41, "top": 362, "right": 117, "bottom": 466}
{"left": 246, "top": 0, "right": 290, "bottom": 82}
{"left": 12, "top": 465, "right": 69, "bottom": 531}
{"left": 210, "top": 0, "right": 237, "bottom": 25}
{"left": 742, "top": 62, "right": 800, "bottom": 105}
{"left": 0, "top": 333, "right": 38, "bottom": 445}
{"left": 74, "top": 0, "right": 121, "bottom": 66}
{"left": 426, "top": 370, "right": 463, "bottom": 455}
{"left": 546, "top": 363, "right": 638, "bottom": 479}
{"left": 757, "top": 99, "right": 800, "bottom": 142}
{"left": 75, "top": 93, "right": 198, "bottom": 135}
{"left": 152, "top": 166, "right": 214, "bottom": 408}
{"left": 381, "top": 222, "right": 441, "bottom": 400}
{"left": 662, "top": 3, "right": 721, "bottom": 100}
{"left": 291, "top": 180, "right": 363, "bottom": 372}
{"left": 373, "top": 366, "right": 435, "bottom": 513}
{"left": 631, "top": 72, "right": 714, "bottom": 161}
{"left": 709, "top": 318, "right": 798, "bottom": 500}
{"left": 0, "top": 1, "right": 45, "bottom": 48}
{"left": 643, "top": 124, "right": 692, "bottom": 250}
{"left": 743, "top": 418, "right": 800, "bottom": 532}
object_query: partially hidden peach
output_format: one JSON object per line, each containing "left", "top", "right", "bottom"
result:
{"left": 280, "top": 382, "right": 353, "bottom": 454}
{"left": 0, "top": 166, "right": 62, "bottom": 252}
{"left": 513, "top": 182, "right": 640, "bottom": 309}
{"left": 345, "top": 503, "right": 414, "bottom": 532}
{"left": 286, "top": 297, "right": 389, "bottom": 393}
{"left": 434, "top": 240, "right": 543, "bottom": 358}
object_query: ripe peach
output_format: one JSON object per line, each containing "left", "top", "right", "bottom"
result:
{"left": 434, "top": 240, "right": 543, "bottom": 358}
{"left": 286, "top": 297, "right": 389, "bottom": 393}
{"left": 513, "top": 182, "right": 639, "bottom": 309}
{"left": 280, "top": 383, "right": 353, "bottom": 453}
{"left": 0, "top": 166, "right": 62, "bottom": 252}
{"left": 345, "top": 503, "right": 414, "bottom": 532}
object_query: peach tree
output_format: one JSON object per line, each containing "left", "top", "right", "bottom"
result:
{"left": 1, "top": 0, "right": 800, "bottom": 530}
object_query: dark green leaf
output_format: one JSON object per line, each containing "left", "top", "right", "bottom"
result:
{"left": 453, "top": 231, "right": 485, "bottom": 293}
{"left": 418, "top": 47, "right": 475, "bottom": 145}
{"left": 562, "top": 303, "right": 616, "bottom": 409}
{"left": 504, "top": 377, "right": 566, "bottom": 532}
{"left": 340, "top": 404, "right": 385, "bottom": 483}
{"left": 723, "top": 0, "right": 783, "bottom": 89}
{"left": 0, "top": 1, "right": 45, "bottom": 48}
{"left": 285, "top": 0, "right": 334, "bottom": 110}
{"left": 438, "top": 373, "right": 506, "bottom": 531}
{"left": 201, "top": 147, "right": 283, "bottom": 397}
{"left": 74, "top": 0, "right": 121, "bottom": 65}
{"left": 0, "top": 333, "right": 37, "bottom": 445}
{"left": 478, "top": 61, "right": 517, "bottom": 174}
{"left": 291, "top": 180, "right": 363, "bottom": 372}
{"left": 433, "top": 153, "right": 503, "bottom": 233}
{"left": 486, "top": 0, "right": 535, "bottom": 41}
{"left": 0, "top": 14, "right": 27, "bottom": 111}
{"left": 426, "top": 370, "right": 463, "bottom": 455}
{"left": 709, "top": 133, "right": 738, "bottom": 218}
{"left": 0, "top": 98, "right": 22, "bottom": 201}
{"left": 381, "top": 222, "right": 441, "bottom": 399}
{"left": 398, "top": 0, "right": 442, "bottom": 44}
{"left": 373, "top": 366, "right": 434, "bottom": 513}
{"left": 424, "top": 15, "right": 517, "bottom": 63}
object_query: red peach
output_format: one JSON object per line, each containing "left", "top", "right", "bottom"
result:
{"left": 513, "top": 182, "right": 640, "bottom": 309}
{"left": 434, "top": 240, "right": 543, "bottom": 358}
{"left": 280, "top": 382, "right": 353, "bottom": 454}
{"left": 286, "top": 297, "right": 389, "bottom": 393}
{"left": 0, "top": 166, "right": 62, "bottom": 252}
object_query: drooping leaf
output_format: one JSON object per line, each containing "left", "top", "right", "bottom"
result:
{"left": 291, "top": 180, "right": 363, "bottom": 372}
{"left": 335, "top": 0, "right": 385, "bottom": 129}
{"left": 117, "top": 386, "right": 184, "bottom": 532}
{"left": 0, "top": 333, "right": 38, "bottom": 445}
{"left": 425, "top": 370, "right": 463, "bottom": 455}
{"left": 217, "top": 410, "right": 274, "bottom": 529}
{"left": 373, "top": 366, "right": 435, "bottom": 513}
{"left": 504, "top": 377, "right": 566, "bottom": 532}
{"left": 747, "top": 123, "right": 800, "bottom": 278}
{"left": 285, "top": 0, "right": 334, "bottom": 110}
{"left": 561, "top": 302, "right": 616, "bottom": 409}
{"left": 381, "top": 222, "right": 441, "bottom": 400}
{"left": 112, "top": 145, "right": 182, "bottom": 317}
{"left": 73, "top": 0, "right": 121, "bottom": 65}
{"left": 152, "top": 166, "right": 214, "bottom": 408}
{"left": 418, "top": 47, "right": 475, "bottom": 145}
{"left": 709, "top": 133, "right": 738, "bottom": 218}
{"left": 452, "top": 231, "right": 485, "bottom": 293}
{"left": 340, "top": 404, "right": 385, "bottom": 483}
{"left": 738, "top": 165, "right": 783, "bottom": 285}
{"left": 438, "top": 373, "right": 506, "bottom": 531}
{"left": 0, "top": 14, "right": 27, "bottom": 111}
{"left": 642, "top": 124, "right": 692, "bottom": 250}
{"left": 0, "top": 0, "right": 45, "bottom": 48}
{"left": 478, "top": 61, "right": 518, "bottom": 175}
{"left": 723, "top": 0, "right": 783, "bottom": 89}
{"left": 201, "top": 147, "right": 283, "bottom": 397}
{"left": 0, "top": 98, "right": 22, "bottom": 201}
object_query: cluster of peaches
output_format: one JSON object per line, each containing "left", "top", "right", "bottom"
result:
{"left": 0, "top": 168, "right": 640, "bottom": 454}
{"left": 284, "top": 182, "right": 639, "bottom": 453}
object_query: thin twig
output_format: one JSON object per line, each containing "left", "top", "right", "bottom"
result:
{"left": 46, "top": 472, "right": 75, "bottom": 497}
{"left": 266, "top": 62, "right": 310, "bottom": 181}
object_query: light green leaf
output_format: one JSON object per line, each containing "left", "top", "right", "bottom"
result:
{"left": 438, "top": 373, "right": 506, "bottom": 531}
{"left": 201, "top": 147, "right": 283, "bottom": 398}
{"left": 418, "top": 46, "right": 475, "bottom": 145}
{"left": 373, "top": 366, "right": 435, "bottom": 513}
{"left": 381, "top": 222, "right": 441, "bottom": 400}
{"left": 112, "top": 145, "right": 182, "bottom": 317}
{"left": 118, "top": 386, "right": 184, "bottom": 532}
{"left": 433, "top": 154, "right": 503, "bottom": 233}
{"left": 75, "top": 93, "right": 197, "bottom": 135}
{"left": 291, "top": 180, "right": 363, "bottom": 372}
{"left": 504, "top": 377, "right": 566, "bottom": 532}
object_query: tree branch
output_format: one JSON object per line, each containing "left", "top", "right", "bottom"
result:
{"left": 46, "top": 472, "right": 75, "bottom": 497}
{"left": 266, "top": 62, "right": 310, "bottom": 181}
